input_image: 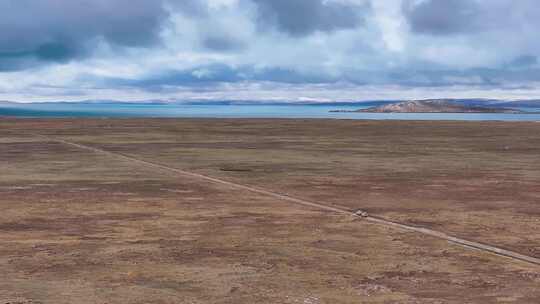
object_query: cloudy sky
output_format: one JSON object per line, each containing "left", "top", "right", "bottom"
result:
{"left": 1, "top": 0, "right": 540, "bottom": 102}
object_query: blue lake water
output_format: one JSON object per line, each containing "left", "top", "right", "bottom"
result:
{"left": 1, "top": 102, "right": 540, "bottom": 121}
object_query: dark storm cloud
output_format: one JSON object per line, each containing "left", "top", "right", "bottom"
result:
{"left": 403, "top": 0, "right": 540, "bottom": 38}
{"left": 511, "top": 55, "right": 538, "bottom": 68}
{"left": 90, "top": 57, "right": 540, "bottom": 93}
{"left": 250, "top": 0, "right": 369, "bottom": 36}
{"left": 168, "top": 0, "right": 209, "bottom": 17}
{"left": 127, "top": 65, "right": 243, "bottom": 88}
{"left": 0, "top": 42, "right": 83, "bottom": 71}
{"left": 403, "top": 0, "right": 480, "bottom": 35}
{"left": 0, "top": 0, "right": 168, "bottom": 70}
{"left": 104, "top": 64, "right": 336, "bottom": 92}
{"left": 202, "top": 35, "right": 246, "bottom": 52}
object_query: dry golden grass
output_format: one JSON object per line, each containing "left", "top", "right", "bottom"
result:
{"left": 1, "top": 118, "right": 540, "bottom": 303}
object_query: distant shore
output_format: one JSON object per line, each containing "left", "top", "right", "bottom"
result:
{"left": 331, "top": 99, "right": 539, "bottom": 114}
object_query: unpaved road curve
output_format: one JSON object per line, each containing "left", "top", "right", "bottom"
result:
{"left": 31, "top": 133, "right": 540, "bottom": 268}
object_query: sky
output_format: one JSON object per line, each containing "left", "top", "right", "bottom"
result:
{"left": 1, "top": 0, "right": 540, "bottom": 103}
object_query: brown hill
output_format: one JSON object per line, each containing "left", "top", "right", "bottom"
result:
{"left": 357, "top": 100, "right": 523, "bottom": 113}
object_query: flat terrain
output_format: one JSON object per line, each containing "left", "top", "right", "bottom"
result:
{"left": 1, "top": 118, "right": 540, "bottom": 303}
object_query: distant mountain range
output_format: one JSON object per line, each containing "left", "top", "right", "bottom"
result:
{"left": 0, "top": 99, "right": 396, "bottom": 107}
{"left": 488, "top": 100, "right": 540, "bottom": 108}
{"left": 351, "top": 99, "right": 525, "bottom": 114}
{"left": 432, "top": 99, "right": 540, "bottom": 108}
{"left": 62, "top": 99, "right": 399, "bottom": 107}
{"left": 1, "top": 98, "right": 540, "bottom": 108}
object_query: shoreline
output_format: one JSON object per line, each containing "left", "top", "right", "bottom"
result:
{"left": 1, "top": 116, "right": 540, "bottom": 124}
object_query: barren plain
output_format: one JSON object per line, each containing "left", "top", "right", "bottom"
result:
{"left": 1, "top": 118, "right": 540, "bottom": 303}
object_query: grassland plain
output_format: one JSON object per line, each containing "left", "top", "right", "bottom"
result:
{"left": 1, "top": 118, "right": 540, "bottom": 303}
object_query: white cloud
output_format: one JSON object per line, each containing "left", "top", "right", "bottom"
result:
{"left": 1, "top": 0, "right": 540, "bottom": 102}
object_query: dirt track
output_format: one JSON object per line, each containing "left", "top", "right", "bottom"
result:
{"left": 32, "top": 132, "right": 540, "bottom": 267}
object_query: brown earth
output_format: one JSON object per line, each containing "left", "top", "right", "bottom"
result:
{"left": 1, "top": 118, "right": 540, "bottom": 303}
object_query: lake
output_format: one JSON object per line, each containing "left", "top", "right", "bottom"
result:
{"left": 1, "top": 102, "right": 540, "bottom": 121}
